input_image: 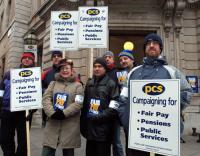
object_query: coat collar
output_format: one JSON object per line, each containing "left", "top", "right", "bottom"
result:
{"left": 89, "top": 74, "right": 109, "bottom": 86}
{"left": 55, "top": 73, "right": 76, "bottom": 84}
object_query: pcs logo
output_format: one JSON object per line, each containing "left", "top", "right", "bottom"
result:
{"left": 142, "top": 83, "right": 165, "bottom": 95}
{"left": 19, "top": 70, "right": 33, "bottom": 77}
{"left": 86, "top": 9, "right": 100, "bottom": 16}
{"left": 28, "top": 45, "right": 34, "bottom": 49}
{"left": 58, "top": 13, "right": 71, "bottom": 20}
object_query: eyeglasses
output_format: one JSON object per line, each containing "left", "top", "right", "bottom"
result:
{"left": 60, "top": 66, "right": 71, "bottom": 71}
{"left": 146, "top": 41, "right": 160, "bottom": 47}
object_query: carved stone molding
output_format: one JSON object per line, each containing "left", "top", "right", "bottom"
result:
{"left": 163, "top": 0, "right": 175, "bottom": 37}
{"left": 38, "top": 0, "right": 79, "bottom": 20}
{"left": 174, "top": 0, "right": 186, "bottom": 37}
{"left": 186, "top": 0, "right": 200, "bottom": 9}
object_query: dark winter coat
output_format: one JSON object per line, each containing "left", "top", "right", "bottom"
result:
{"left": 80, "top": 74, "right": 119, "bottom": 142}
{"left": 118, "top": 56, "right": 193, "bottom": 134}
{"left": 0, "top": 71, "right": 10, "bottom": 111}
{"left": 42, "top": 65, "right": 60, "bottom": 92}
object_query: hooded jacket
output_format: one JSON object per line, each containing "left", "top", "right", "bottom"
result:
{"left": 118, "top": 56, "right": 192, "bottom": 134}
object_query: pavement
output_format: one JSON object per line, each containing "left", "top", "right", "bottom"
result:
{"left": 0, "top": 112, "right": 199, "bottom": 156}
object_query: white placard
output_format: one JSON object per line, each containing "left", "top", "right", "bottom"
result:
{"left": 78, "top": 6, "right": 108, "bottom": 48}
{"left": 50, "top": 11, "right": 78, "bottom": 51}
{"left": 129, "top": 79, "right": 180, "bottom": 156}
{"left": 10, "top": 67, "right": 42, "bottom": 111}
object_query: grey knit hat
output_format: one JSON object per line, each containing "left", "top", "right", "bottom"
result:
{"left": 102, "top": 51, "right": 114, "bottom": 58}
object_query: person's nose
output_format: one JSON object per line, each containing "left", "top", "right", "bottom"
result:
{"left": 149, "top": 42, "right": 154, "bottom": 47}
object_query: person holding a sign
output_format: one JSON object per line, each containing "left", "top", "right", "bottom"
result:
{"left": 0, "top": 52, "right": 36, "bottom": 156}
{"left": 42, "top": 50, "right": 62, "bottom": 127}
{"left": 117, "top": 42, "right": 136, "bottom": 155}
{"left": 80, "top": 57, "right": 119, "bottom": 156}
{"left": 118, "top": 33, "right": 192, "bottom": 156}
{"left": 42, "top": 58, "right": 84, "bottom": 156}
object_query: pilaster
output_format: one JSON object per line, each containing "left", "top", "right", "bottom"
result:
{"left": 162, "top": 0, "right": 175, "bottom": 37}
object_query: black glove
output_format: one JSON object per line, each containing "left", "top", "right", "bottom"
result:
{"left": 51, "top": 110, "right": 65, "bottom": 120}
{"left": 26, "top": 109, "right": 37, "bottom": 121}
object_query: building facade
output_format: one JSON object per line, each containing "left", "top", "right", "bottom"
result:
{"left": 0, "top": 0, "right": 200, "bottom": 133}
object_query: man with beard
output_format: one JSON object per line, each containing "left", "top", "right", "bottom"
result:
{"left": 118, "top": 33, "right": 192, "bottom": 156}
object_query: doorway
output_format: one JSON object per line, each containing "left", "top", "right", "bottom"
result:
{"left": 109, "top": 30, "right": 155, "bottom": 67}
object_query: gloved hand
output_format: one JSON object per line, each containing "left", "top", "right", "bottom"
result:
{"left": 51, "top": 110, "right": 65, "bottom": 120}
{"left": 26, "top": 109, "right": 37, "bottom": 121}
{"left": 26, "top": 113, "right": 32, "bottom": 121}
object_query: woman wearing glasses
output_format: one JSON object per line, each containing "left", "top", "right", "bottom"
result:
{"left": 42, "top": 58, "right": 84, "bottom": 156}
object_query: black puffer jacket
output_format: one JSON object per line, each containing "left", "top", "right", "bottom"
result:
{"left": 80, "top": 74, "right": 119, "bottom": 142}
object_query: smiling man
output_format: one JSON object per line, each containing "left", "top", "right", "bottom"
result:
{"left": 118, "top": 33, "right": 192, "bottom": 156}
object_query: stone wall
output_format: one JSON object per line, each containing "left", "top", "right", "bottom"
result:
{"left": 0, "top": 0, "right": 32, "bottom": 72}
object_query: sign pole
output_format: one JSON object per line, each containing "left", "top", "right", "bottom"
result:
{"left": 89, "top": 48, "right": 94, "bottom": 78}
{"left": 26, "top": 110, "right": 31, "bottom": 156}
{"left": 63, "top": 51, "right": 65, "bottom": 59}
{"left": 150, "top": 153, "right": 155, "bottom": 156}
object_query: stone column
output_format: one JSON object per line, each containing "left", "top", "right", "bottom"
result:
{"left": 173, "top": 0, "right": 186, "bottom": 69}
{"left": 197, "top": 9, "right": 200, "bottom": 69}
{"left": 162, "top": 0, "right": 175, "bottom": 64}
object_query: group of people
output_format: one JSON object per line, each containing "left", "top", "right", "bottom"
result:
{"left": 0, "top": 33, "right": 192, "bottom": 156}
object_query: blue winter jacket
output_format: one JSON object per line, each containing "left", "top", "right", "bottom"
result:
{"left": 0, "top": 71, "right": 11, "bottom": 110}
{"left": 118, "top": 56, "right": 193, "bottom": 135}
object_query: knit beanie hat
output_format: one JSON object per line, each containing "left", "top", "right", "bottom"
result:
{"left": 51, "top": 50, "right": 62, "bottom": 58}
{"left": 21, "top": 52, "right": 35, "bottom": 62}
{"left": 102, "top": 51, "right": 114, "bottom": 58}
{"left": 93, "top": 57, "right": 107, "bottom": 70}
{"left": 144, "top": 33, "right": 163, "bottom": 52}
{"left": 118, "top": 41, "right": 134, "bottom": 60}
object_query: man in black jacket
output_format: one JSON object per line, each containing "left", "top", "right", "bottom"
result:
{"left": 41, "top": 50, "right": 62, "bottom": 127}
{"left": 81, "top": 57, "right": 119, "bottom": 156}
